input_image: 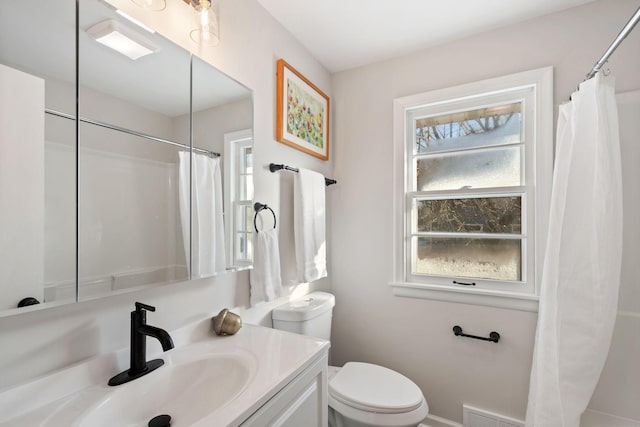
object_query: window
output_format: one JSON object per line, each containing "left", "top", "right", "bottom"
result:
{"left": 224, "top": 129, "right": 253, "bottom": 267}
{"left": 392, "top": 68, "right": 553, "bottom": 310}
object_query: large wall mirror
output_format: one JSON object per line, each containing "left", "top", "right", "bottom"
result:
{"left": 0, "top": 0, "right": 253, "bottom": 315}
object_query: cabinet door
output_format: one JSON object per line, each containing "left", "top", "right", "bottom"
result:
{"left": 241, "top": 354, "right": 328, "bottom": 427}
{"left": 272, "top": 379, "right": 322, "bottom": 427}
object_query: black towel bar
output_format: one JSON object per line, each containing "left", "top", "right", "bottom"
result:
{"left": 269, "top": 163, "right": 336, "bottom": 186}
{"left": 453, "top": 325, "right": 500, "bottom": 343}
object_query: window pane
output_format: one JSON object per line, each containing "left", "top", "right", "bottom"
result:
{"left": 245, "top": 204, "right": 253, "bottom": 232}
{"left": 238, "top": 175, "right": 254, "bottom": 200}
{"left": 416, "top": 145, "right": 521, "bottom": 191}
{"left": 236, "top": 232, "right": 253, "bottom": 261}
{"left": 416, "top": 197, "right": 521, "bottom": 234}
{"left": 415, "top": 103, "right": 521, "bottom": 154}
{"left": 413, "top": 237, "right": 521, "bottom": 281}
{"left": 235, "top": 204, "right": 252, "bottom": 233}
{"left": 241, "top": 146, "right": 253, "bottom": 174}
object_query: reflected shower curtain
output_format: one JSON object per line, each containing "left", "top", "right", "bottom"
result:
{"left": 178, "top": 152, "right": 226, "bottom": 278}
{"left": 525, "top": 74, "right": 623, "bottom": 427}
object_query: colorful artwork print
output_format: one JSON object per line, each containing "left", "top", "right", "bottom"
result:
{"left": 286, "top": 78, "right": 325, "bottom": 149}
{"left": 276, "top": 59, "right": 330, "bottom": 160}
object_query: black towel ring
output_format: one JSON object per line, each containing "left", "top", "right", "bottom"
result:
{"left": 253, "top": 202, "right": 276, "bottom": 233}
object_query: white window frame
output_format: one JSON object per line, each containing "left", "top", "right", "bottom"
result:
{"left": 224, "top": 129, "right": 253, "bottom": 268}
{"left": 391, "top": 67, "right": 553, "bottom": 311}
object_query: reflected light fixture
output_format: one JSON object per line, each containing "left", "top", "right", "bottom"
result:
{"left": 130, "top": 0, "right": 166, "bottom": 12}
{"left": 86, "top": 20, "right": 159, "bottom": 60}
{"left": 189, "top": 0, "right": 220, "bottom": 46}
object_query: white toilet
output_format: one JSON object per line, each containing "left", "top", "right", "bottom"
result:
{"left": 272, "top": 292, "right": 429, "bottom": 427}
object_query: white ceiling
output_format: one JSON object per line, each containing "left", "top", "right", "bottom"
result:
{"left": 256, "top": 0, "right": 597, "bottom": 73}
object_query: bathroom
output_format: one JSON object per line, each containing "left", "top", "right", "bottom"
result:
{"left": 0, "top": 0, "right": 639, "bottom": 426}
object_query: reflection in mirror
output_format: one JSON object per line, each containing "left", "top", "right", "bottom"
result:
{"left": 0, "top": 0, "right": 77, "bottom": 312}
{"left": 189, "top": 56, "right": 253, "bottom": 276}
{"left": 78, "top": 0, "right": 191, "bottom": 300}
{"left": 79, "top": 0, "right": 191, "bottom": 139}
{"left": 78, "top": 122, "right": 188, "bottom": 300}
{"left": 224, "top": 130, "right": 254, "bottom": 268}
{"left": 0, "top": 0, "right": 254, "bottom": 315}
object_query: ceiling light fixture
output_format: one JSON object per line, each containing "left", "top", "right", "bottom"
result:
{"left": 189, "top": 0, "right": 219, "bottom": 46}
{"left": 86, "top": 20, "right": 159, "bottom": 60}
{"left": 130, "top": 0, "right": 166, "bottom": 12}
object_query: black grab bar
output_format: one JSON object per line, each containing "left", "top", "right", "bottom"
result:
{"left": 453, "top": 325, "right": 500, "bottom": 343}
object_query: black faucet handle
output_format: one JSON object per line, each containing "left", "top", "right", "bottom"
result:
{"left": 135, "top": 302, "right": 156, "bottom": 312}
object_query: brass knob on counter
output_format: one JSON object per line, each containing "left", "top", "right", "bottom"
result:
{"left": 212, "top": 308, "right": 242, "bottom": 336}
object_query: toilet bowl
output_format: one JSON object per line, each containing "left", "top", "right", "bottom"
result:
{"left": 272, "top": 292, "right": 429, "bottom": 427}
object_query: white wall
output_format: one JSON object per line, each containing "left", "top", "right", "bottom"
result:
{"left": 0, "top": 0, "right": 332, "bottom": 390}
{"left": 173, "top": 97, "right": 253, "bottom": 156}
{"left": 330, "top": 0, "right": 640, "bottom": 424}
{"left": 0, "top": 65, "right": 44, "bottom": 310}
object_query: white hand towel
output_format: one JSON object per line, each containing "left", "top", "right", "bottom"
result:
{"left": 249, "top": 228, "right": 283, "bottom": 306}
{"left": 294, "top": 168, "right": 327, "bottom": 283}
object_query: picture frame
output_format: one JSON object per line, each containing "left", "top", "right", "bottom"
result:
{"left": 276, "top": 59, "right": 330, "bottom": 160}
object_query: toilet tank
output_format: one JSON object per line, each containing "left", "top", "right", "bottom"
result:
{"left": 272, "top": 292, "right": 335, "bottom": 341}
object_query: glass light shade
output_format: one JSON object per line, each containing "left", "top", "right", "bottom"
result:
{"left": 130, "top": 0, "right": 166, "bottom": 11}
{"left": 190, "top": 0, "right": 219, "bottom": 46}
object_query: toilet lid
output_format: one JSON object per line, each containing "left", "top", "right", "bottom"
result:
{"left": 329, "top": 362, "right": 424, "bottom": 414}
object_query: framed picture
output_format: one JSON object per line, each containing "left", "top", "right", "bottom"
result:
{"left": 276, "top": 59, "right": 330, "bottom": 160}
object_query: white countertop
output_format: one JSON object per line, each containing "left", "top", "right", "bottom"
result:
{"left": 0, "top": 322, "right": 329, "bottom": 427}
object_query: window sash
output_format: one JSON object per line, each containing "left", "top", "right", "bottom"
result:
{"left": 407, "top": 191, "right": 527, "bottom": 284}
{"left": 403, "top": 87, "right": 536, "bottom": 293}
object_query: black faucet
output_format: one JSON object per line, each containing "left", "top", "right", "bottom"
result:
{"left": 108, "top": 302, "right": 175, "bottom": 386}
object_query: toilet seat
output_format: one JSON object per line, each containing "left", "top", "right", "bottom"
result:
{"left": 329, "top": 362, "right": 425, "bottom": 414}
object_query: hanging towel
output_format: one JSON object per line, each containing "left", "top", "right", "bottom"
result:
{"left": 249, "top": 228, "right": 283, "bottom": 306}
{"left": 294, "top": 168, "right": 327, "bottom": 283}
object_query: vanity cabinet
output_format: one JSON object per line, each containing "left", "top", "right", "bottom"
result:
{"left": 241, "top": 352, "right": 328, "bottom": 427}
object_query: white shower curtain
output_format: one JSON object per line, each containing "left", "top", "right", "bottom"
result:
{"left": 525, "top": 74, "right": 623, "bottom": 427}
{"left": 178, "top": 152, "right": 226, "bottom": 278}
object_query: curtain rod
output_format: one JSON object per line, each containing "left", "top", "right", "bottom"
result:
{"left": 269, "top": 163, "right": 337, "bottom": 186}
{"left": 585, "top": 5, "right": 640, "bottom": 80}
{"left": 45, "top": 109, "right": 220, "bottom": 157}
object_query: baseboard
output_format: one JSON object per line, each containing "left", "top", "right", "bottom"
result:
{"left": 422, "top": 413, "right": 463, "bottom": 427}
{"left": 422, "top": 407, "right": 640, "bottom": 427}
{"left": 581, "top": 409, "right": 640, "bottom": 427}
{"left": 420, "top": 409, "right": 640, "bottom": 427}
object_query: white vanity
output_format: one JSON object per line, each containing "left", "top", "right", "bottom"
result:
{"left": 0, "top": 323, "right": 329, "bottom": 427}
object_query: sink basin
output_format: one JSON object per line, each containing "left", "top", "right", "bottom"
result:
{"left": 76, "top": 352, "right": 254, "bottom": 427}
{"left": 0, "top": 324, "right": 328, "bottom": 427}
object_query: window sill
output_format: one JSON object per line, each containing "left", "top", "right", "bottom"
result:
{"left": 389, "top": 281, "right": 539, "bottom": 312}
